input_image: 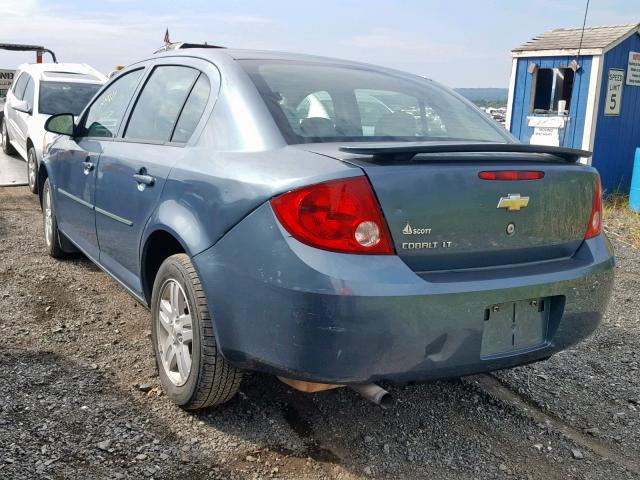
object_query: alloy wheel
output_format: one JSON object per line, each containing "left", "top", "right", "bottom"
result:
{"left": 28, "top": 151, "right": 37, "bottom": 191}
{"left": 157, "top": 279, "right": 193, "bottom": 387}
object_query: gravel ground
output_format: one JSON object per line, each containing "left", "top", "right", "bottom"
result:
{"left": 1, "top": 186, "right": 638, "bottom": 480}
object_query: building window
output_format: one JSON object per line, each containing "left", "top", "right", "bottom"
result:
{"left": 532, "top": 67, "right": 574, "bottom": 114}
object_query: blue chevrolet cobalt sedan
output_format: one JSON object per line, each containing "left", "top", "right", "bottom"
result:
{"left": 40, "top": 46, "right": 614, "bottom": 409}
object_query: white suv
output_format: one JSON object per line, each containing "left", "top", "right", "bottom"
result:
{"left": 1, "top": 63, "right": 106, "bottom": 193}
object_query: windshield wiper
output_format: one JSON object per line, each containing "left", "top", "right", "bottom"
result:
{"left": 339, "top": 143, "right": 592, "bottom": 163}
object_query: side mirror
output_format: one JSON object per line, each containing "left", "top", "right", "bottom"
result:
{"left": 12, "top": 100, "right": 32, "bottom": 115}
{"left": 45, "top": 113, "right": 75, "bottom": 136}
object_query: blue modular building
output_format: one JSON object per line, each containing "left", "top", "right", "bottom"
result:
{"left": 507, "top": 23, "right": 640, "bottom": 193}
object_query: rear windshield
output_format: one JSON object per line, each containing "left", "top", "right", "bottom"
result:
{"left": 39, "top": 81, "right": 102, "bottom": 116}
{"left": 240, "top": 60, "right": 509, "bottom": 144}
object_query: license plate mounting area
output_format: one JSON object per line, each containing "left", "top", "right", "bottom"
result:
{"left": 480, "top": 298, "right": 549, "bottom": 358}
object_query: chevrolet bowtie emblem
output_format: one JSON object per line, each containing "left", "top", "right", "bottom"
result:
{"left": 497, "top": 194, "right": 530, "bottom": 211}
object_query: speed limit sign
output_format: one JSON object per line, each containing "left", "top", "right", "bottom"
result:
{"left": 605, "top": 68, "right": 624, "bottom": 116}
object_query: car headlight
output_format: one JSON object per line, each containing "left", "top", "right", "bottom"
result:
{"left": 42, "top": 133, "right": 55, "bottom": 156}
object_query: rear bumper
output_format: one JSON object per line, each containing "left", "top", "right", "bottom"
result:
{"left": 193, "top": 203, "right": 615, "bottom": 384}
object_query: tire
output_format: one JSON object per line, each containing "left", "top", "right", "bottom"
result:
{"left": 1, "top": 118, "right": 16, "bottom": 155}
{"left": 151, "top": 253, "right": 242, "bottom": 409}
{"left": 42, "top": 178, "right": 68, "bottom": 259}
{"left": 27, "top": 146, "right": 38, "bottom": 194}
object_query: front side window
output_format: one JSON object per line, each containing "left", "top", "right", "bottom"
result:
{"left": 356, "top": 89, "right": 420, "bottom": 137}
{"left": 292, "top": 91, "right": 336, "bottom": 137}
{"left": 22, "top": 78, "right": 35, "bottom": 109}
{"left": 125, "top": 65, "right": 199, "bottom": 142}
{"left": 241, "top": 60, "right": 509, "bottom": 144}
{"left": 39, "top": 81, "right": 102, "bottom": 116}
{"left": 82, "top": 69, "right": 144, "bottom": 138}
{"left": 12, "top": 73, "right": 29, "bottom": 100}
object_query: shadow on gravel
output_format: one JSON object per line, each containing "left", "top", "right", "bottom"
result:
{"left": 192, "top": 369, "right": 634, "bottom": 479}
{"left": 192, "top": 372, "right": 533, "bottom": 478}
{"left": 72, "top": 254, "right": 101, "bottom": 271}
{"left": 0, "top": 350, "right": 235, "bottom": 480}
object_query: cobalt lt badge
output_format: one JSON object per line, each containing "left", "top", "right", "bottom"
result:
{"left": 497, "top": 194, "right": 529, "bottom": 211}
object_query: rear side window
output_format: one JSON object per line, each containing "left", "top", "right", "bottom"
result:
{"left": 83, "top": 69, "right": 143, "bottom": 138}
{"left": 171, "top": 74, "right": 210, "bottom": 143}
{"left": 12, "top": 73, "right": 29, "bottom": 100}
{"left": 22, "top": 78, "right": 35, "bottom": 109}
{"left": 125, "top": 66, "right": 199, "bottom": 142}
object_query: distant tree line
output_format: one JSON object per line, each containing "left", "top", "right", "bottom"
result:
{"left": 454, "top": 88, "right": 508, "bottom": 108}
{"left": 472, "top": 99, "right": 508, "bottom": 108}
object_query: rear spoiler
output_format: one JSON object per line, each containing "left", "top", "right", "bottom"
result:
{"left": 339, "top": 143, "right": 592, "bottom": 163}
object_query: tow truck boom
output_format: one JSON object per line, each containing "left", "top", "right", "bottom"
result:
{"left": 0, "top": 43, "right": 57, "bottom": 63}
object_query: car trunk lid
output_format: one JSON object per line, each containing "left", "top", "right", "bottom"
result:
{"left": 298, "top": 143, "right": 597, "bottom": 271}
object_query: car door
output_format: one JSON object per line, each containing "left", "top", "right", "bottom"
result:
{"left": 6, "top": 72, "right": 28, "bottom": 147}
{"left": 52, "top": 68, "right": 145, "bottom": 260}
{"left": 14, "top": 76, "right": 35, "bottom": 151}
{"left": 94, "top": 60, "right": 213, "bottom": 295}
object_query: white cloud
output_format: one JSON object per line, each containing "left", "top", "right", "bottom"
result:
{"left": 0, "top": 2, "right": 275, "bottom": 74}
{"left": 344, "top": 28, "right": 501, "bottom": 64}
{"left": 0, "top": 1, "right": 509, "bottom": 86}
{"left": 214, "top": 14, "right": 272, "bottom": 25}
{"left": 0, "top": 0, "right": 38, "bottom": 16}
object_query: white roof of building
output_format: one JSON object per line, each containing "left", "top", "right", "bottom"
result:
{"left": 512, "top": 23, "right": 640, "bottom": 57}
{"left": 16, "top": 62, "right": 107, "bottom": 83}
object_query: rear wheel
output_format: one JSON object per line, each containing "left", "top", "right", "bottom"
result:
{"left": 151, "top": 254, "right": 242, "bottom": 409}
{"left": 42, "top": 178, "right": 68, "bottom": 259}
{"left": 1, "top": 119, "right": 15, "bottom": 155}
{"left": 27, "top": 146, "right": 38, "bottom": 194}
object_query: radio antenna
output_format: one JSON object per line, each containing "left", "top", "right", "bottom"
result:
{"left": 576, "top": 0, "right": 590, "bottom": 59}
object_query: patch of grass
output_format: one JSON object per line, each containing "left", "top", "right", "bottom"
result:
{"left": 603, "top": 194, "right": 640, "bottom": 249}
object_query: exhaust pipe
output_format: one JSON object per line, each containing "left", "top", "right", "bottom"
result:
{"left": 350, "top": 383, "right": 393, "bottom": 408}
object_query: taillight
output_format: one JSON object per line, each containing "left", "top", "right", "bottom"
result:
{"left": 479, "top": 170, "right": 545, "bottom": 180}
{"left": 585, "top": 176, "right": 603, "bottom": 239}
{"left": 270, "top": 176, "right": 394, "bottom": 254}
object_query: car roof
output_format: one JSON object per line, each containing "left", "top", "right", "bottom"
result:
{"left": 153, "top": 46, "right": 349, "bottom": 63}
{"left": 16, "top": 62, "right": 107, "bottom": 84}
{"left": 214, "top": 48, "right": 355, "bottom": 62}
{"left": 150, "top": 47, "right": 426, "bottom": 78}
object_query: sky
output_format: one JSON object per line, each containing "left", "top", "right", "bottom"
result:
{"left": 0, "top": 0, "right": 637, "bottom": 88}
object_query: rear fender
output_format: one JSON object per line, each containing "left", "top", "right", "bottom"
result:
{"left": 140, "top": 201, "right": 227, "bottom": 352}
{"left": 140, "top": 200, "right": 205, "bottom": 260}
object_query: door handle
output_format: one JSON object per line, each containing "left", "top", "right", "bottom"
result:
{"left": 133, "top": 174, "right": 155, "bottom": 186}
{"left": 133, "top": 169, "right": 155, "bottom": 187}
{"left": 82, "top": 159, "right": 94, "bottom": 175}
